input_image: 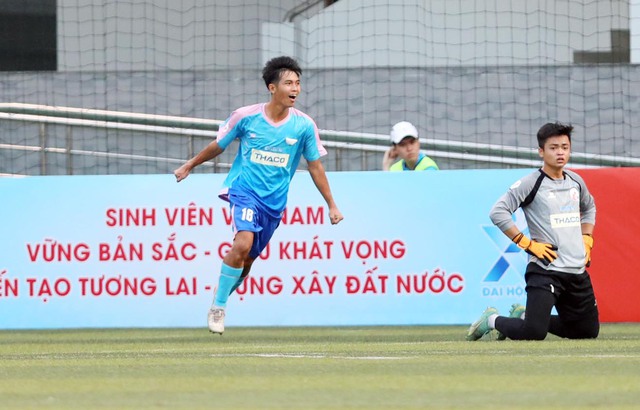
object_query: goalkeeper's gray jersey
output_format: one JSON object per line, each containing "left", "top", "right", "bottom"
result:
{"left": 489, "top": 169, "right": 596, "bottom": 274}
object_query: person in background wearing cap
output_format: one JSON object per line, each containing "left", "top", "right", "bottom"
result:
{"left": 382, "top": 121, "right": 439, "bottom": 171}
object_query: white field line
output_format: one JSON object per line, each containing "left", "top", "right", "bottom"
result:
{"left": 516, "top": 354, "right": 640, "bottom": 359}
{"left": 7, "top": 350, "right": 639, "bottom": 361}
{"left": 210, "top": 352, "right": 640, "bottom": 360}
{"left": 210, "top": 353, "right": 412, "bottom": 360}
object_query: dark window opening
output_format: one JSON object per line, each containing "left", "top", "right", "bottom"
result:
{"left": 0, "top": 0, "right": 57, "bottom": 71}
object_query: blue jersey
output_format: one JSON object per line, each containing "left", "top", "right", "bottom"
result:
{"left": 216, "top": 103, "right": 326, "bottom": 216}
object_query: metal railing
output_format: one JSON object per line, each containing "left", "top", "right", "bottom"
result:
{"left": 1, "top": 103, "right": 639, "bottom": 176}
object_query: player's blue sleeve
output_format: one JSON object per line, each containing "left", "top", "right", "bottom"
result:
{"left": 301, "top": 121, "right": 323, "bottom": 162}
{"left": 216, "top": 111, "right": 244, "bottom": 149}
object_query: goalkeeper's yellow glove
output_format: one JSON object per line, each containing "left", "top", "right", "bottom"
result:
{"left": 583, "top": 234, "right": 594, "bottom": 267}
{"left": 512, "top": 232, "right": 558, "bottom": 265}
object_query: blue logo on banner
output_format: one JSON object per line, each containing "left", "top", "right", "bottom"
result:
{"left": 482, "top": 225, "right": 528, "bottom": 282}
{"left": 482, "top": 209, "right": 530, "bottom": 285}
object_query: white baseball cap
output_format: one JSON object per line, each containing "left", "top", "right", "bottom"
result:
{"left": 390, "top": 121, "right": 419, "bottom": 144}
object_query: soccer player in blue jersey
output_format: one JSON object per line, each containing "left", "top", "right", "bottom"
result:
{"left": 174, "top": 56, "right": 344, "bottom": 334}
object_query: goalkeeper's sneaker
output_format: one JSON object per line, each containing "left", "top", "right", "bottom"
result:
{"left": 208, "top": 307, "right": 225, "bottom": 334}
{"left": 496, "top": 303, "right": 526, "bottom": 341}
{"left": 466, "top": 307, "right": 499, "bottom": 341}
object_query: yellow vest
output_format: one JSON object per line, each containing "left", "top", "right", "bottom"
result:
{"left": 390, "top": 155, "right": 439, "bottom": 171}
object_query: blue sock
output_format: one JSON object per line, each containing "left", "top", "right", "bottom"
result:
{"left": 229, "top": 276, "right": 246, "bottom": 296}
{"left": 213, "top": 263, "right": 243, "bottom": 308}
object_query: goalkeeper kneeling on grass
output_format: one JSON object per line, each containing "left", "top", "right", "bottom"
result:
{"left": 467, "top": 122, "right": 599, "bottom": 341}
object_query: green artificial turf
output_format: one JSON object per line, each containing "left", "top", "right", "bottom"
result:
{"left": 1, "top": 324, "right": 639, "bottom": 409}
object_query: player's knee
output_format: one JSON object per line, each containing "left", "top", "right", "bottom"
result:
{"left": 232, "top": 239, "right": 252, "bottom": 255}
{"left": 522, "top": 325, "right": 548, "bottom": 340}
{"left": 225, "top": 244, "right": 251, "bottom": 266}
{"left": 571, "top": 323, "right": 599, "bottom": 339}
{"left": 572, "top": 332, "right": 598, "bottom": 339}
{"left": 569, "top": 312, "right": 600, "bottom": 339}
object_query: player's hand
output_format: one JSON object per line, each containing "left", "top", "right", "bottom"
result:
{"left": 329, "top": 208, "right": 343, "bottom": 225}
{"left": 174, "top": 164, "right": 191, "bottom": 182}
{"left": 582, "top": 234, "right": 594, "bottom": 267}
{"left": 382, "top": 146, "right": 398, "bottom": 171}
{"left": 385, "top": 146, "right": 398, "bottom": 161}
{"left": 512, "top": 232, "right": 558, "bottom": 265}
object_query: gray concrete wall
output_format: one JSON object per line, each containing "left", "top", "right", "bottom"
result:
{"left": 58, "top": 0, "right": 629, "bottom": 71}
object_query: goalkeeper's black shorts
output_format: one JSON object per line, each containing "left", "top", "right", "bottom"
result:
{"left": 525, "top": 264, "right": 598, "bottom": 321}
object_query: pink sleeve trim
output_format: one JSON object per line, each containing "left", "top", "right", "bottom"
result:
{"left": 292, "top": 108, "right": 327, "bottom": 157}
{"left": 216, "top": 104, "right": 263, "bottom": 141}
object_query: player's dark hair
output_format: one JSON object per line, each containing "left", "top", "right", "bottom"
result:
{"left": 262, "top": 56, "right": 302, "bottom": 89}
{"left": 536, "top": 122, "right": 574, "bottom": 148}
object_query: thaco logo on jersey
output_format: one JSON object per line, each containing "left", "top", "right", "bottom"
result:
{"left": 251, "top": 149, "right": 290, "bottom": 167}
{"left": 550, "top": 212, "right": 580, "bottom": 228}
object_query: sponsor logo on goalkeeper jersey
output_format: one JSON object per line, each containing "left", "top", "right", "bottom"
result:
{"left": 569, "top": 187, "right": 579, "bottom": 201}
{"left": 550, "top": 212, "right": 580, "bottom": 228}
{"left": 251, "top": 149, "right": 289, "bottom": 167}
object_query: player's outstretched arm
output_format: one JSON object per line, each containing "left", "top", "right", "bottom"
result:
{"left": 307, "top": 159, "right": 343, "bottom": 225}
{"left": 174, "top": 141, "right": 224, "bottom": 182}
